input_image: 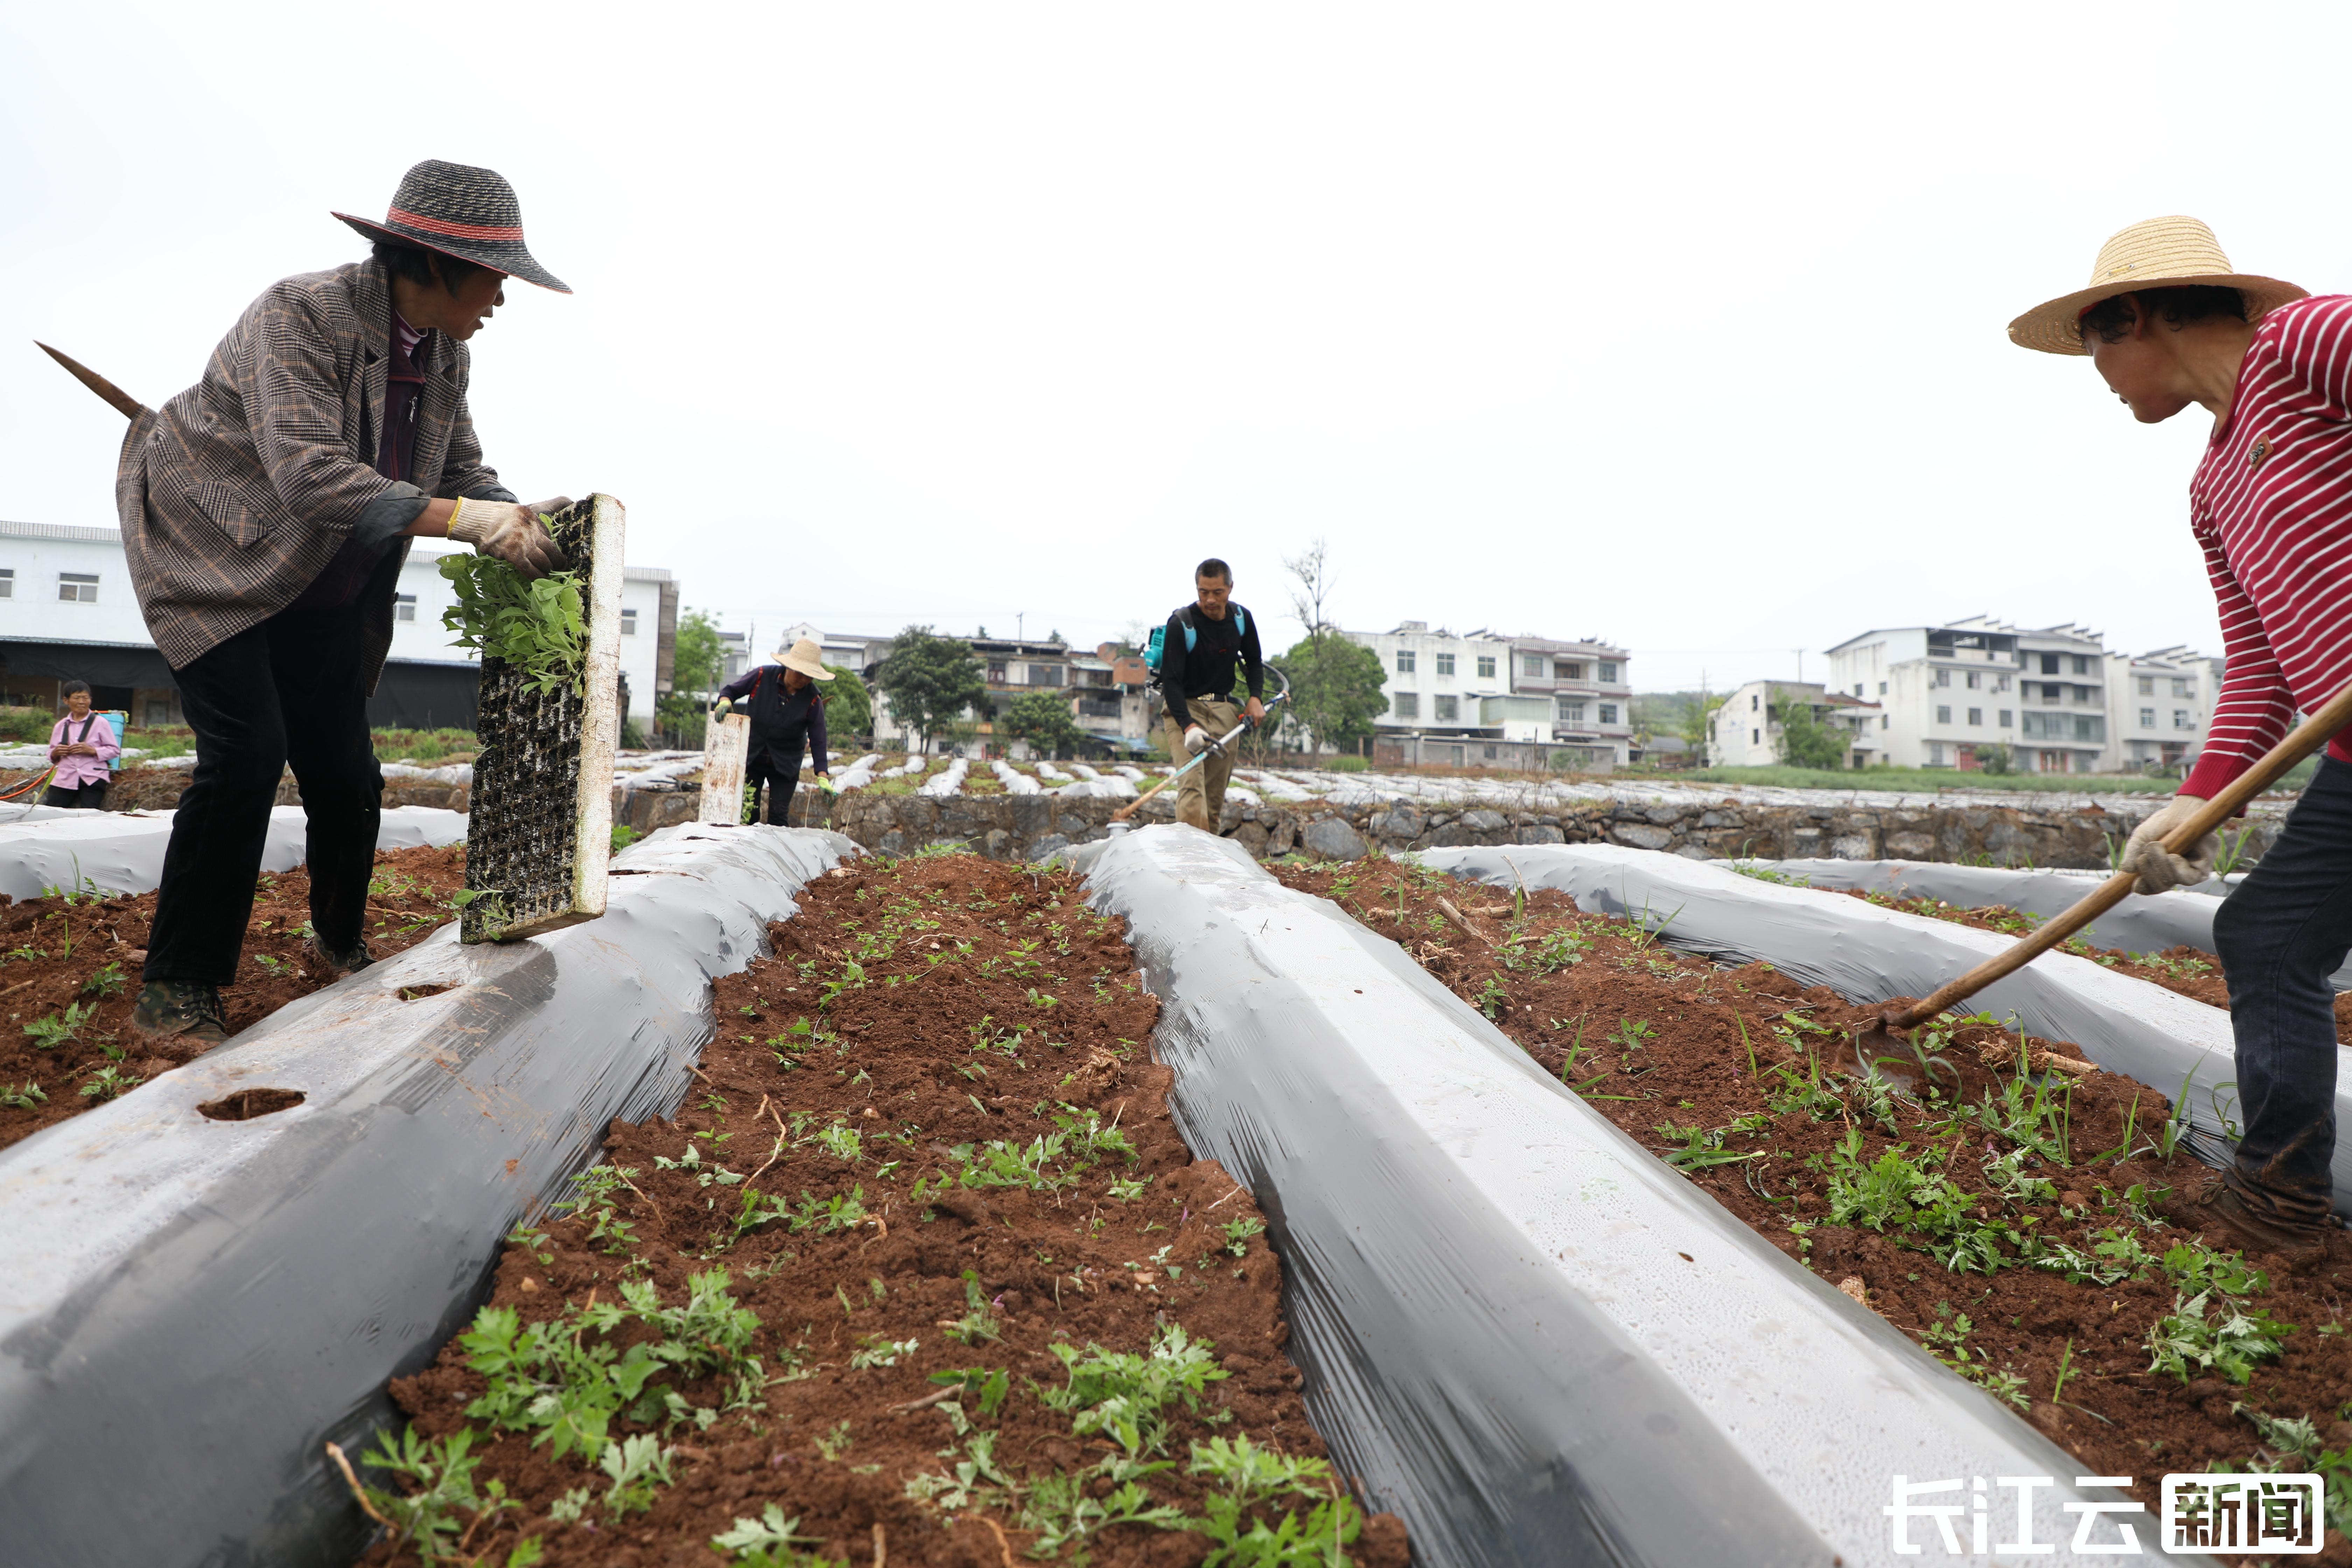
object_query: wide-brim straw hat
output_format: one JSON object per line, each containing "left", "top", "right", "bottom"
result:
{"left": 778, "top": 638, "right": 834, "bottom": 680}
{"left": 334, "top": 159, "right": 571, "bottom": 294}
{"left": 2008, "top": 215, "right": 2304, "bottom": 355}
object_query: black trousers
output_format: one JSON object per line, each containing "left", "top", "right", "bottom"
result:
{"left": 2210, "top": 755, "right": 2352, "bottom": 1224}
{"left": 747, "top": 743, "right": 803, "bottom": 826}
{"left": 41, "top": 781, "right": 108, "bottom": 810}
{"left": 144, "top": 608, "right": 383, "bottom": 986}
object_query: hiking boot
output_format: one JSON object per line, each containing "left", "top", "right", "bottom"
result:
{"left": 130, "top": 981, "right": 227, "bottom": 1046}
{"left": 2181, "top": 1171, "right": 2333, "bottom": 1264}
{"left": 308, "top": 933, "right": 376, "bottom": 976}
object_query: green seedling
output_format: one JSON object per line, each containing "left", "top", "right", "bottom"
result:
{"left": 351, "top": 1426, "right": 528, "bottom": 1565}
{"left": 848, "top": 1335, "right": 919, "bottom": 1369}
{"left": 711, "top": 1504, "right": 831, "bottom": 1566}
{"left": 813, "top": 1421, "right": 854, "bottom": 1461}
{"left": 23, "top": 1000, "right": 95, "bottom": 1051}
{"left": 942, "top": 1271, "right": 1003, "bottom": 1346}
{"left": 2146, "top": 1290, "right": 2292, "bottom": 1385}
{"left": 1188, "top": 1435, "right": 1365, "bottom": 1565}
{"left": 1223, "top": 1216, "right": 1266, "bottom": 1256}
{"left": 439, "top": 551, "right": 587, "bottom": 697}
{"left": 1656, "top": 1122, "right": 1763, "bottom": 1170}
{"left": 1, "top": 1080, "right": 47, "bottom": 1111}
{"left": 79, "top": 1065, "right": 140, "bottom": 1101}
{"left": 599, "top": 1432, "right": 674, "bottom": 1517}
{"left": 79, "top": 961, "right": 125, "bottom": 998}
{"left": 1038, "top": 1322, "right": 1228, "bottom": 1458}
{"left": 929, "top": 1366, "right": 1011, "bottom": 1416}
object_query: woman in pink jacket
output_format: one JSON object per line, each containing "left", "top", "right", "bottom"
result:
{"left": 44, "top": 682, "right": 120, "bottom": 810}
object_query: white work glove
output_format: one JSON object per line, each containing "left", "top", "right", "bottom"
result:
{"left": 2121, "top": 793, "right": 2220, "bottom": 894}
{"left": 449, "top": 498, "right": 568, "bottom": 581}
{"left": 1183, "top": 724, "right": 1210, "bottom": 755}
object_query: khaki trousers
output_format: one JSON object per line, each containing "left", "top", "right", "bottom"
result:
{"left": 1162, "top": 696, "right": 1240, "bottom": 832}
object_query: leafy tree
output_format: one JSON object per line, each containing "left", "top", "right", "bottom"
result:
{"left": 820, "top": 665, "right": 873, "bottom": 742}
{"left": 656, "top": 609, "right": 725, "bottom": 741}
{"left": 1772, "top": 687, "right": 1849, "bottom": 769}
{"left": 1276, "top": 539, "right": 1389, "bottom": 758}
{"left": 1001, "top": 691, "right": 1085, "bottom": 758}
{"left": 1681, "top": 694, "right": 1725, "bottom": 760}
{"left": 1976, "top": 742, "right": 2012, "bottom": 775}
{"left": 876, "top": 626, "right": 987, "bottom": 754}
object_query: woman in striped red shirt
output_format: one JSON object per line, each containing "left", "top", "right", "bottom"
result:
{"left": 2013, "top": 216, "right": 2347, "bottom": 1257}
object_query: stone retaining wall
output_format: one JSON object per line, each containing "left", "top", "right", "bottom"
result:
{"left": 41, "top": 770, "right": 2284, "bottom": 873}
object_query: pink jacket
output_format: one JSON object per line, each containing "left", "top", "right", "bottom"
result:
{"left": 48, "top": 713, "right": 120, "bottom": 790}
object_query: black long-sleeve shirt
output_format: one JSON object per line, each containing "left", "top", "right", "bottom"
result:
{"left": 1161, "top": 603, "right": 1262, "bottom": 729}
{"left": 718, "top": 665, "right": 830, "bottom": 772}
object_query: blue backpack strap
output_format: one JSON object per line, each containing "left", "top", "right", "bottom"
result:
{"left": 1234, "top": 607, "right": 1247, "bottom": 638}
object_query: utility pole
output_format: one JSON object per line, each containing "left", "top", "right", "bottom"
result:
{"left": 1017, "top": 612, "right": 1026, "bottom": 644}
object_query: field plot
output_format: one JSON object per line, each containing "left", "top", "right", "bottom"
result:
{"left": 0, "top": 844, "right": 463, "bottom": 1151}
{"left": 1273, "top": 855, "right": 2352, "bottom": 1551}
{"left": 355, "top": 852, "right": 1405, "bottom": 1568}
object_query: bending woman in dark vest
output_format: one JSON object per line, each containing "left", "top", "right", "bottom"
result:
{"left": 714, "top": 637, "right": 833, "bottom": 825}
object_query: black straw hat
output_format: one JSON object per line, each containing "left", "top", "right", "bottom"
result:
{"left": 334, "top": 160, "right": 570, "bottom": 294}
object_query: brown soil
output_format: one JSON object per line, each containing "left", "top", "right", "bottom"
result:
{"left": 356, "top": 854, "right": 1406, "bottom": 1568}
{"left": 0, "top": 844, "right": 464, "bottom": 1152}
{"left": 1830, "top": 889, "right": 2352, "bottom": 1049}
{"left": 1274, "top": 856, "right": 2352, "bottom": 1560}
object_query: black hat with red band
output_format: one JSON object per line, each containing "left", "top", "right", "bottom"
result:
{"left": 334, "top": 159, "right": 570, "bottom": 294}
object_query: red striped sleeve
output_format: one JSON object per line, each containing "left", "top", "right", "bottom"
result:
{"left": 2182, "top": 295, "right": 2352, "bottom": 798}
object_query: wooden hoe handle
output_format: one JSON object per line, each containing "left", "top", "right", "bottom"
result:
{"left": 1888, "top": 677, "right": 2352, "bottom": 1028}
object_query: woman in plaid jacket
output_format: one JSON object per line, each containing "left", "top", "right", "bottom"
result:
{"left": 114, "top": 161, "right": 573, "bottom": 1046}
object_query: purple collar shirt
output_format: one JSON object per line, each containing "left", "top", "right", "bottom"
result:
{"left": 47, "top": 712, "right": 121, "bottom": 789}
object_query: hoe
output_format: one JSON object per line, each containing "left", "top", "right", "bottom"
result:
{"left": 1109, "top": 692, "right": 1287, "bottom": 830}
{"left": 1850, "top": 678, "right": 2352, "bottom": 1066}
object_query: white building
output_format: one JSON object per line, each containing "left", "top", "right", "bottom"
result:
{"left": 1710, "top": 680, "right": 1879, "bottom": 768}
{"left": 1826, "top": 618, "right": 2114, "bottom": 774}
{"left": 1343, "top": 622, "right": 1634, "bottom": 768}
{"left": 2105, "top": 646, "right": 2220, "bottom": 773}
{"left": 0, "top": 519, "right": 675, "bottom": 730}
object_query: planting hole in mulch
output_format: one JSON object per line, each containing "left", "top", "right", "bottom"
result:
{"left": 197, "top": 1086, "right": 307, "bottom": 1121}
{"left": 351, "top": 852, "right": 1408, "bottom": 1568}
{"left": 0, "top": 845, "right": 466, "bottom": 1152}
{"left": 395, "top": 984, "right": 460, "bottom": 1002}
{"left": 1274, "top": 854, "right": 2352, "bottom": 1560}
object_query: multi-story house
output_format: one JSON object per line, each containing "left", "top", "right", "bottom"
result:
{"left": 867, "top": 633, "right": 1147, "bottom": 757}
{"left": 0, "top": 518, "right": 676, "bottom": 731}
{"left": 2104, "top": 646, "right": 2218, "bottom": 773}
{"left": 1709, "top": 680, "right": 1880, "bottom": 768}
{"left": 1342, "top": 623, "right": 1633, "bottom": 769}
{"left": 1509, "top": 635, "right": 1634, "bottom": 768}
{"left": 1826, "top": 618, "right": 2109, "bottom": 773}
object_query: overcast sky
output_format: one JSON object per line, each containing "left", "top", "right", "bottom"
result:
{"left": 7, "top": 2, "right": 2348, "bottom": 691}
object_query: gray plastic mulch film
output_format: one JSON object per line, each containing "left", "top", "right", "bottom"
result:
{"left": 1422, "top": 843, "right": 2352, "bottom": 1223}
{"left": 0, "top": 804, "right": 468, "bottom": 901}
{"left": 1070, "top": 826, "right": 2173, "bottom": 1568}
{"left": 1756, "top": 855, "right": 2352, "bottom": 990}
{"left": 462, "top": 493, "right": 624, "bottom": 943}
{"left": 0, "top": 824, "right": 853, "bottom": 1568}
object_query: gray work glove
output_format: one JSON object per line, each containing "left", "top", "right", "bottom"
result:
{"left": 2120, "top": 793, "right": 2220, "bottom": 894}
{"left": 1183, "top": 724, "right": 1211, "bottom": 755}
{"left": 449, "top": 498, "right": 568, "bottom": 580}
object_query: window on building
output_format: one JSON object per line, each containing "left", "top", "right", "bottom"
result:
{"left": 1934, "top": 668, "right": 1950, "bottom": 687}
{"left": 0, "top": 568, "right": 12, "bottom": 598}
{"left": 1523, "top": 655, "right": 1543, "bottom": 676}
{"left": 2139, "top": 706, "right": 2155, "bottom": 727}
{"left": 2040, "top": 653, "right": 2060, "bottom": 674}
{"left": 57, "top": 572, "right": 97, "bottom": 603}
{"left": 1936, "top": 704, "right": 1952, "bottom": 724}
{"left": 1599, "top": 661, "right": 1619, "bottom": 682}
{"left": 1751, "top": 693, "right": 1759, "bottom": 710}
{"left": 1434, "top": 694, "right": 1458, "bottom": 722}
{"left": 1396, "top": 650, "right": 1416, "bottom": 674}
{"left": 1392, "top": 691, "right": 1419, "bottom": 718}
{"left": 1558, "top": 699, "right": 1584, "bottom": 723}
{"left": 987, "top": 663, "right": 1008, "bottom": 684}
{"left": 1752, "top": 729, "right": 1761, "bottom": 746}
{"left": 1032, "top": 664, "right": 1064, "bottom": 687}
{"left": 1996, "top": 674, "right": 2011, "bottom": 692}
{"left": 2073, "top": 715, "right": 2105, "bottom": 743}
{"left": 1562, "top": 662, "right": 1585, "bottom": 680}
{"left": 1878, "top": 680, "right": 1887, "bottom": 695}
{"left": 1435, "top": 652, "right": 1455, "bottom": 677}
{"left": 621, "top": 608, "right": 638, "bottom": 636}
{"left": 1598, "top": 703, "right": 1618, "bottom": 724}
{"left": 394, "top": 594, "right": 417, "bottom": 623}
{"left": 1852, "top": 683, "right": 1864, "bottom": 697}
{"left": 1966, "top": 671, "right": 1981, "bottom": 690}
{"left": 2072, "top": 655, "right": 2091, "bottom": 676}
{"left": 2138, "top": 676, "right": 2155, "bottom": 696}
{"left": 2172, "top": 677, "right": 2192, "bottom": 698}
{"left": 1476, "top": 655, "right": 1495, "bottom": 679}
{"left": 1998, "top": 709, "right": 2012, "bottom": 727}
{"left": 2174, "top": 709, "right": 2194, "bottom": 730}
{"left": 1967, "top": 707, "right": 1982, "bottom": 726}
{"left": 1880, "top": 714, "right": 1889, "bottom": 730}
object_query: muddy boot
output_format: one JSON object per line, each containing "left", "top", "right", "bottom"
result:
{"left": 130, "top": 981, "right": 227, "bottom": 1046}
{"left": 2180, "top": 1171, "right": 2332, "bottom": 1265}
{"left": 308, "top": 933, "right": 376, "bottom": 976}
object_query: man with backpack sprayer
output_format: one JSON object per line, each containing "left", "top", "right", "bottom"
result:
{"left": 1147, "top": 558, "right": 1266, "bottom": 833}
{"left": 2012, "top": 215, "right": 2352, "bottom": 1257}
